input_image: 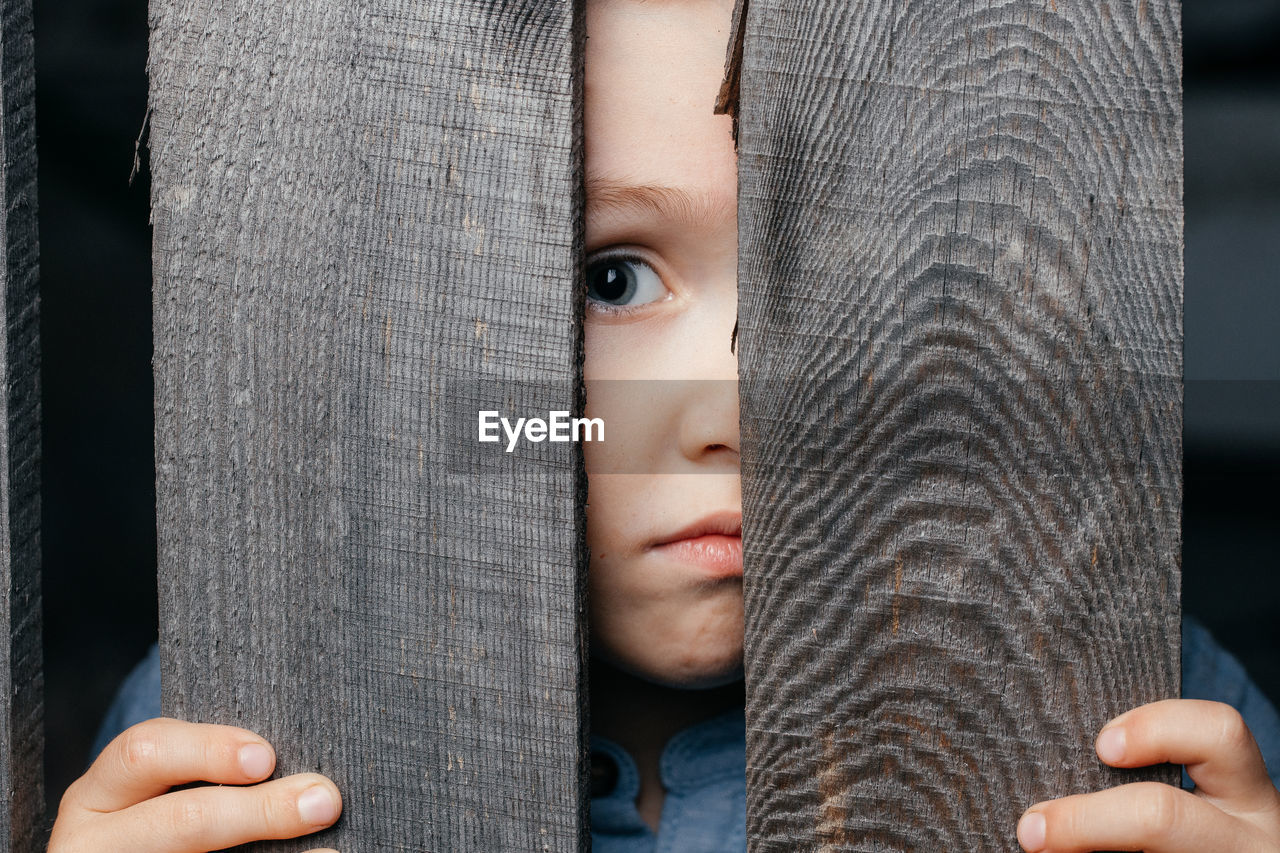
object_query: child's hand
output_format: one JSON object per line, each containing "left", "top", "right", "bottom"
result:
{"left": 49, "top": 717, "right": 343, "bottom": 853}
{"left": 1017, "top": 699, "right": 1280, "bottom": 851}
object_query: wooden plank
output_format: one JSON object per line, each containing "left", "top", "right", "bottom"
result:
{"left": 148, "top": 0, "right": 587, "bottom": 849}
{"left": 736, "top": 0, "right": 1182, "bottom": 849}
{"left": 0, "top": 0, "right": 42, "bottom": 845}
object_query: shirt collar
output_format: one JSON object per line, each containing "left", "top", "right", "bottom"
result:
{"left": 590, "top": 704, "right": 746, "bottom": 804}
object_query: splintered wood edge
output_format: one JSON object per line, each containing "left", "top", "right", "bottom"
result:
{"left": 714, "top": 0, "right": 746, "bottom": 148}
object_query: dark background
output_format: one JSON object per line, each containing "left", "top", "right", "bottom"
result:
{"left": 33, "top": 0, "right": 1280, "bottom": 814}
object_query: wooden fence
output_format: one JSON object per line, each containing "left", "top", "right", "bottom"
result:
{"left": 736, "top": 0, "right": 1182, "bottom": 847}
{"left": 0, "top": 0, "right": 1181, "bottom": 849}
{"left": 1, "top": 0, "right": 41, "bottom": 847}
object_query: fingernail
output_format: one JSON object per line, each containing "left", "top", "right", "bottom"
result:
{"left": 1096, "top": 725, "right": 1126, "bottom": 763}
{"left": 298, "top": 785, "right": 340, "bottom": 826}
{"left": 1016, "top": 811, "right": 1046, "bottom": 851}
{"left": 238, "top": 743, "right": 272, "bottom": 778}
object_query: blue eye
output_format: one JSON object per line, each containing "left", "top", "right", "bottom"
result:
{"left": 585, "top": 255, "right": 669, "bottom": 311}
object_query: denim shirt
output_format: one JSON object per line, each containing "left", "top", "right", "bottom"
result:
{"left": 590, "top": 709, "right": 747, "bottom": 852}
{"left": 94, "top": 616, "right": 1280, "bottom": 853}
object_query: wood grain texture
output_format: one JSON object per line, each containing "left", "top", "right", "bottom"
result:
{"left": 736, "top": 1, "right": 1182, "bottom": 849}
{"left": 0, "top": 0, "right": 41, "bottom": 846}
{"left": 149, "top": 1, "right": 587, "bottom": 849}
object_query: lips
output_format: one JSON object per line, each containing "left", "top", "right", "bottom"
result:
{"left": 647, "top": 510, "right": 743, "bottom": 548}
{"left": 647, "top": 511, "right": 743, "bottom": 579}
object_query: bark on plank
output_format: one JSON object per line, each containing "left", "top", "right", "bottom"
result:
{"left": 149, "top": 1, "right": 587, "bottom": 849}
{"left": 736, "top": 1, "right": 1182, "bottom": 849}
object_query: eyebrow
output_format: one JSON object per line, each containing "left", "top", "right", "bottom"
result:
{"left": 585, "top": 176, "right": 734, "bottom": 228}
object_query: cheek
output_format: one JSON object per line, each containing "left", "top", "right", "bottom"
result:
{"left": 583, "top": 473, "right": 653, "bottom": 619}
{"left": 583, "top": 318, "right": 648, "bottom": 381}
{"left": 583, "top": 472, "right": 650, "bottom": 557}
{"left": 582, "top": 308, "right": 701, "bottom": 475}
{"left": 587, "top": 541, "right": 745, "bottom": 688}
{"left": 583, "top": 379, "right": 675, "bottom": 476}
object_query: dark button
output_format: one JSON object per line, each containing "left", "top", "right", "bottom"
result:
{"left": 591, "top": 751, "right": 619, "bottom": 797}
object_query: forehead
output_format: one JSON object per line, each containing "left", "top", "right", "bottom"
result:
{"left": 584, "top": 0, "right": 737, "bottom": 195}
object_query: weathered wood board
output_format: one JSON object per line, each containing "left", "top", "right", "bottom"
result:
{"left": 149, "top": 0, "right": 588, "bottom": 849}
{"left": 735, "top": 0, "right": 1183, "bottom": 849}
{"left": 0, "top": 0, "right": 42, "bottom": 846}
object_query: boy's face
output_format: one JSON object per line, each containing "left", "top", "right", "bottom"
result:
{"left": 583, "top": 0, "right": 743, "bottom": 688}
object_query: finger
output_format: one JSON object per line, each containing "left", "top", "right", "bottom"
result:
{"left": 1096, "top": 699, "right": 1275, "bottom": 806}
{"left": 68, "top": 718, "right": 276, "bottom": 813}
{"left": 1017, "top": 782, "right": 1266, "bottom": 853}
{"left": 100, "top": 772, "right": 341, "bottom": 853}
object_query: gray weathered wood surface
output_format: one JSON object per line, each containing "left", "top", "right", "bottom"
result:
{"left": 149, "top": 0, "right": 587, "bottom": 849}
{"left": 0, "top": 0, "right": 41, "bottom": 846}
{"left": 735, "top": 0, "right": 1183, "bottom": 849}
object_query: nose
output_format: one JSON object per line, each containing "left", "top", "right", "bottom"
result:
{"left": 676, "top": 378, "right": 740, "bottom": 465}
{"left": 675, "top": 316, "right": 740, "bottom": 466}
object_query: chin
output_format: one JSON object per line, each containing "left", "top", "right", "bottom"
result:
{"left": 643, "top": 643, "right": 745, "bottom": 690}
{"left": 597, "top": 636, "right": 745, "bottom": 690}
